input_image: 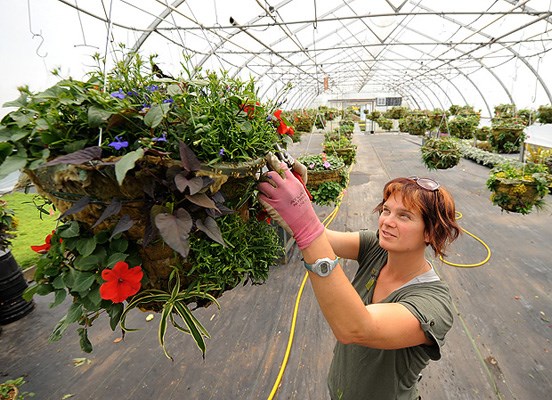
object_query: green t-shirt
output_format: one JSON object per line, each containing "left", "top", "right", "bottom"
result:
{"left": 327, "top": 230, "right": 454, "bottom": 400}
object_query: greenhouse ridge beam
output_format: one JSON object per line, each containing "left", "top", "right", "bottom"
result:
{"left": 408, "top": 2, "right": 552, "bottom": 103}
{"left": 145, "top": 11, "right": 552, "bottom": 32}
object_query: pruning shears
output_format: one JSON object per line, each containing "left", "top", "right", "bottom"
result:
{"left": 273, "top": 143, "right": 313, "bottom": 200}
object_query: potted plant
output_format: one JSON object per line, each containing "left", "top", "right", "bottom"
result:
{"left": 404, "top": 112, "right": 431, "bottom": 136}
{"left": 420, "top": 137, "right": 462, "bottom": 170}
{"left": 384, "top": 106, "right": 409, "bottom": 120}
{"left": 0, "top": 52, "right": 288, "bottom": 358}
{"left": 489, "top": 117, "right": 526, "bottom": 153}
{"left": 448, "top": 114, "right": 480, "bottom": 139}
{"left": 0, "top": 377, "right": 34, "bottom": 400}
{"left": 375, "top": 117, "right": 393, "bottom": 131}
{"left": 486, "top": 161, "right": 550, "bottom": 214}
{"left": 298, "top": 153, "right": 348, "bottom": 207}
{"left": 323, "top": 135, "right": 357, "bottom": 166}
{"left": 0, "top": 199, "right": 34, "bottom": 325}
{"left": 537, "top": 105, "right": 552, "bottom": 124}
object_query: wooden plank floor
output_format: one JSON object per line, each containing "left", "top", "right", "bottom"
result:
{"left": 1, "top": 131, "right": 551, "bottom": 400}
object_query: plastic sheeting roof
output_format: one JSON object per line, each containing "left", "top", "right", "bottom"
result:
{"left": 2, "top": 0, "right": 552, "bottom": 119}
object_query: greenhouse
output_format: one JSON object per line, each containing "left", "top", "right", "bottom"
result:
{"left": 0, "top": 1, "right": 551, "bottom": 399}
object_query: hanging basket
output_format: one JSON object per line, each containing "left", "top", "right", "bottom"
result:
{"left": 306, "top": 166, "right": 347, "bottom": 189}
{"left": 0, "top": 384, "right": 18, "bottom": 400}
{"left": 490, "top": 178, "right": 544, "bottom": 214}
{"left": 422, "top": 150, "right": 461, "bottom": 170}
{"left": 24, "top": 156, "right": 266, "bottom": 293}
{"left": 323, "top": 146, "right": 357, "bottom": 166}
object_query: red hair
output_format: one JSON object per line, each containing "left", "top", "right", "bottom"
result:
{"left": 373, "top": 177, "right": 461, "bottom": 258}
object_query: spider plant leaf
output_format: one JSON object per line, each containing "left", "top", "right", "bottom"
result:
{"left": 169, "top": 312, "right": 191, "bottom": 334}
{"left": 173, "top": 302, "right": 207, "bottom": 357}
{"left": 159, "top": 304, "right": 174, "bottom": 360}
{"left": 120, "top": 292, "right": 169, "bottom": 331}
{"left": 175, "top": 302, "right": 211, "bottom": 339}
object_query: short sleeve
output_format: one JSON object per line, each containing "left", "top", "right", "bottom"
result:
{"left": 398, "top": 283, "right": 454, "bottom": 360}
{"left": 357, "top": 230, "right": 383, "bottom": 269}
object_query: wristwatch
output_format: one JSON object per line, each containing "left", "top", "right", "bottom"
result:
{"left": 303, "top": 257, "right": 340, "bottom": 277}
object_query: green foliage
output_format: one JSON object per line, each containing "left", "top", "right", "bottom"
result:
{"left": 121, "top": 269, "right": 219, "bottom": 360}
{"left": 489, "top": 117, "right": 525, "bottom": 153}
{"left": 299, "top": 154, "right": 348, "bottom": 206}
{"left": 290, "top": 110, "right": 315, "bottom": 133}
{"left": 537, "top": 105, "right": 552, "bottom": 124}
{"left": 10, "top": 49, "right": 285, "bottom": 358}
{"left": 323, "top": 136, "right": 357, "bottom": 166}
{"left": 299, "top": 153, "right": 345, "bottom": 172}
{"left": 0, "top": 192, "right": 57, "bottom": 269}
{"left": 0, "top": 51, "right": 282, "bottom": 181}
{"left": 310, "top": 181, "right": 346, "bottom": 207}
{"left": 403, "top": 113, "right": 430, "bottom": 135}
{"left": 187, "top": 214, "right": 283, "bottom": 292}
{"left": 457, "top": 140, "right": 513, "bottom": 167}
{"left": 475, "top": 126, "right": 491, "bottom": 141}
{"left": 448, "top": 115, "right": 480, "bottom": 139}
{"left": 384, "top": 106, "right": 409, "bottom": 120}
{"left": 0, "top": 198, "right": 17, "bottom": 252}
{"left": 494, "top": 104, "right": 516, "bottom": 118}
{"left": 0, "top": 376, "right": 34, "bottom": 399}
{"left": 366, "top": 110, "right": 381, "bottom": 121}
{"left": 517, "top": 108, "right": 536, "bottom": 126}
{"left": 420, "top": 137, "right": 462, "bottom": 170}
{"left": 376, "top": 117, "right": 393, "bottom": 131}
{"left": 486, "top": 162, "right": 550, "bottom": 214}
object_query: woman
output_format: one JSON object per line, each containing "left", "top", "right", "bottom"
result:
{"left": 258, "top": 164, "right": 461, "bottom": 400}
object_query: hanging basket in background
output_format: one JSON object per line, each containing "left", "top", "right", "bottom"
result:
{"left": 420, "top": 137, "right": 462, "bottom": 170}
{"left": 486, "top": 161, "right": 550, "bottom": 214}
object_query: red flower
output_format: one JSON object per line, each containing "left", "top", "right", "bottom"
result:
{"left": 256, "top": 209, "right": 272, "bottom": 224}
{"left": 31, "top": 231, "right": 55, "bottom": 254}
{"left": 100, "top": 261, "right": 143, "bottom": 303}
{"left": 241, "top": 102, "right": 260, "bottom": 118}
{"left": 273, "top": 110, "right": 294, "bottom": 136}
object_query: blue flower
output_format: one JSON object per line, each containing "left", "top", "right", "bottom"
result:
{"left": 127, "top": 90, "right": 139, "bottom": 97}
{"left": 146, "top": 85, "right": 159, "bottom": 92}
{"left": 219, "top": 148, "right": 225, "bottom": 156}
{"left": 162, "top": 98, "right": 174, "bottom": 104}
{"left": 152, "top": 133, "right": 167, "bottom": 142}
{"left": 110, "top": 89, "right": 126, "bottom": 99}
{"left": 108, "top": 136, "right": 129, "bottom": 150}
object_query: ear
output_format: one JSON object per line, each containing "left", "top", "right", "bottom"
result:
{"left": 424, "top": 230, "right": 430, "bottom": 244}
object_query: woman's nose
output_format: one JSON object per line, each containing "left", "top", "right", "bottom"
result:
{"left": 381, "top": 214, "right": 397, "bottom": 227}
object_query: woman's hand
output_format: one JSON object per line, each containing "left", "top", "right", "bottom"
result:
{"left": 258, "top": 163, "right": 324, "bottom": 249}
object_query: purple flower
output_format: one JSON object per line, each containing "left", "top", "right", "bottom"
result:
{"left": 309, "top": 163, "right": 315, "bottom": 169}
{"left": 146, "top": 85, "right": 159, "bottom": 92}
{"left": 110, "top": 89, "right": 126, "bottom": 99}
{"left": 108, "top": 136, "right": 129, "bottom": 150}
{"left": 152, "top": 133, "right": 167, "bottom": 142}
{"left": 162, "top": 98, "right": 174, "bottom": 104}
{"left": 323, "top": 161, "right": 331, "bottom": 169}
{"left": 127, "top": 90, "right": 139, "bottom": 97}
{"left": 219, "top": 148, "right": 225, "bottom": 156}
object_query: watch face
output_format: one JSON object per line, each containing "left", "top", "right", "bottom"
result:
{"left": 319, "top": 261, "right": 330, "bottom": 275}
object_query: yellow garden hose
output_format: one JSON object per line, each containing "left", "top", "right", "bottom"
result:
{"left": 266, "top": 191, "right": 344, "bottom": 400}
{"left": 440, "top": 212, "right": 492, "bottom": 268}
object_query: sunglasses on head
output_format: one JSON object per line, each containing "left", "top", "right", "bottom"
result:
{"left": 408, "top": 176, "right": 441, "bottom": 191}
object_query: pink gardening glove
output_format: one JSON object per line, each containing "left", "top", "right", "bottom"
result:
{"left": 258, "top": 164, "right": 324, "bottom": 249}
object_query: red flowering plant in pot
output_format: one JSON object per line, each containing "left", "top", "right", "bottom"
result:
{"left": 1, "top": 51, "right": 288, "bottom": 358}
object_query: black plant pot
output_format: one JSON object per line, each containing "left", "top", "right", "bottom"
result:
{"left": 0, "top": 251, "right": 34, "bottom": 325}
